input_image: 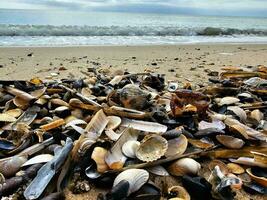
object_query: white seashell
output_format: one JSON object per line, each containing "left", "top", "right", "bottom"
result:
{"left": 147, "top": 165, "right": 169, "bottom": 176}
{"left": 0, "top": 113, "right": 16, "bottom": 122}
{"left": 219, "top": 97, "right": 240, "bottom": 106}
{"left": 105, "top": 129, "right": 122, "bottom": 141}
{"left": 229, "top": 157, "right": 267, "bottom": 168}
{"left": 66, "top": 119, "right": 87, "bottom": 134}
{"left": 106, "top": 116, "right": 121, "bottom": 130}
{"left": 198, "top": 120, "right": 225, "bottom": 130}
{"left": 167, "top": 82, "right": 179, "bottom": 92}
{"left": 121, "top": 118, "right": 167, "bottom": 133}
{"left": 250, "top": 109, "right": 264, "bottom": 123}
{"left": 168, "top": 158, "right": 201, "bottom": 176}
{"left": 105, "top": 128, "right": 139, "bottom": 170}
{"left": 227, "top": 106, "right": 247, "bottom": 123}
{"left": 113, "top": 169, "right": 149, "bottom": 196}
{"left": 22, "top": 154, "right": 54, "bottom": 167}
{"left": 122, "top": 140, "right": 140, "bottom": 158}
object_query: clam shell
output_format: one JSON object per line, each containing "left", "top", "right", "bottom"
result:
{"left": 5, "top": 86, "right": 35, "bottom": 102}
{"left": 218, "top": 97, "right": 239, "bottom": 106}
{"left": 113, "top": 169, "right": 149, "bottom": 196}
{"left": 227, "top": 106, "right": 247, "bottom": 123}
{"left": 165, "top": 134, "right": 188, "bottom": 157}
{"left": 31, "top": 87, "right": 46, "bottom": 99}
{"left": 136, "top": 134, "right": 168, "bottom": 162}
{"left": 249, "top": 109, "right": 264, "bottom": 124}
{"left": 122, "top": 140, "right": 140, "bottom": 158}
{"left": 121, "top": 118, "right": 168, "bottom": 133}
{"left": 4, "top": 108, "right": 23, "bottom": 118}
{"left": 0, "top": 113, "right": 16, "bottom": 122}
{"left": 91, "top": 147, "right": 109, "bottom": 173}
{"left": 147, "top": 165, "right": 169, "bottom": 176}
{"left": 216, "top": 135, "right": 245, "bottom": 149}
{"left": 168, "top": 158, "right": 201, "bottom": 176}
{"left": 50, "top": 98, "right": 69, "bottom": 107}
{"left": 227, "top": 163, "right": 245, "bottom": 174}
{"left": 188, "top": 138, "right": 214, "bottom": 149}
{"left": 106, "top": 116, "right": 121, "bottom": 130}
{"left": 198, "top": 120, "right": 225, "bottom": 130}
{"left": 168, "top": 186, "right": 190, "bottom": 200}
{"left": 21, "top": 154, "right": 53, "bottom": 167}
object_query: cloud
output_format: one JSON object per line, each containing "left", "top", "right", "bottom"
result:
{"left": 0, "top": 0, "right": 266, "bottom": 17}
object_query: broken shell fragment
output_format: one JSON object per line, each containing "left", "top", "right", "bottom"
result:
{"left": 168, "top": 186, "right": 190, "bottom": 200}
{"left": 40, "top": 118, "right": 65, "bottom": 131}
{"left": 136, "top": 134, "right": 168, "bottom": 162}
{"left": 91, "top": 147, "right": 109, "bottom": 173}
{"left": 21, "top": 154, "right": 53, "bottom": 167}
{"left": 168, "top": 158, "right": 201, "bottom": 176}
{"left": 216, "top": 135, "right": 245, "bottom": 149}
{"left": 122, "top": 140, "right": 140, "bottom": 158}
{"left": 227, "top": 163, "right": 245, "bottom": 175}
{"left": 106, "top": 116, "right": 121, "bottom": 130}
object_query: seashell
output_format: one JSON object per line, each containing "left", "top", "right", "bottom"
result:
{"left": 113, "top": 169, "right": 149, "bottom": 196}
{"left": 4, "top": 108, "right": 23, "bottom": 118}
{"left": 122, "top": 140, "right": 140, "bottom": 158}
{"left": 106, "top": 116, "right": 121, "bottom": 130}
{"left": 0, "top": 155, "right": 27, "bottom": 177}
{"left": 50, "top": 98, "right": 69, "bottom": 107}
{"left": 136, "top": 134, "right": 168, "bottom": 162}
{"left": 229, "top": 157, "right": 267, "bottom": 168}
{"left": 40, "top": 118, "right": 65, "bottom": 131}
{"left": 105, "top": 129, "right": 122, "bottom": 141}
{"left": 216, "top": 135, "right": 245, "bottom": 149}
{"left": 243, "top": 182, "right": 267, "bottom": 195}
{"left": 168, "top": 186, "right": 190, "bottom": 200}
{"left": 194, "top": 128, "right": 225, "bottom": 138}
{"left": 0, "top": 113, "right": 16, "bottom": 122}
{"left": 69, "top": 98, "right": 96, "bottom": 111}
{"left": 249, "top": 109, "right": 264, "bottom": 124}
{"left": 105, "top": 128, "right": 139, "bottom": 170}
{"left": 227, "top": 106, "right": 247, "bottom": 123}
{"left": 229, "top": 124, "right": 249, "bottom": 139}
{"left": 4, "top": 86, "right": 35, "bottom": 102}
{"left": 218, "top": 97, "right": 239, "bottom": 106}
{"left": 208, "top": 160, "right": 229, "bottom": 174}
{"left": 21, "top": 154, "right": 53, "bottom": 167}
{"left": 91, "top": 147, "right": 109, "bottom": 173}
{"left": 118, "top": 84, "right": 151, "bottom": 110}
{"left": 165, "top": 134, "right": 188, "bottom": 157}
{"left": 65, "top": 119, "right": 87, "bottom": 134}
{"left": 85, "top": 109, "right": 109, "bottom": 140}
{"left": 85, "top": 164, "right": 102, "bottom": 179}
{"left": 13, "top": 96, "right": 29, "bottom": 109}
{"left": 168, "top": 158, "right": 201, "bottom": 176}
{"left": 35, "top": 97, "right": 48, "bottom": 105}
{"left": 147, "top": 165, "right": 169, "bottom": 176}
{"left": 198, "top": 120, "right": 225, "bottom": 130}
{"left": 121, "top": 118, "right": 168, "bottom": 133}
{"left": 54, "top": 106, "right": 69, "bottom": 113}
{"left": 108, "top": 75, "right": 123, "bottom": 86}
{"left": 188, "top": 137, "right": 214, "bottom": 149}
{"left": 0, "top": 139, "right": 16, "bottom": 151}
{"left": 167, "top": 82, "right": 179, "bottom": 92}
{"left": 30, "top": 87, "right": 46, "bottom": 99}
{"left": 246, "top": 168, "right": 267, "bottom": 187}
{"left": 227, "top": 163, "right": 244, "bottom": 175}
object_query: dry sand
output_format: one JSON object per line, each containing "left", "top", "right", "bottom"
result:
{"left": 0, "top": 44, "right": 266, "bottom": 200}
{"left": 0, "top": 44, "right": 267, "bottom": 86}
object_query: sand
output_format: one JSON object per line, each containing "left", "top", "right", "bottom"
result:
{"left": 0, "top": 44, "right": 267, "bottom": 86}
{"left": 0, "top": 44, "right": 266, "bottom": 200}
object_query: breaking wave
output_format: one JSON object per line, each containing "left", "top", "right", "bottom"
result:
{"left": 0, "top": 25, "right": 267, "bottom": 36}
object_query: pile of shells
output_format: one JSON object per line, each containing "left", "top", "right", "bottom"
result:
{"left": 0, "top": 66, "right": 267, "bottom": 200}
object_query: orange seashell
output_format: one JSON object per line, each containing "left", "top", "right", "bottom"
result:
{"left": 40, "top": 119, "right": 65, "bottom": 131}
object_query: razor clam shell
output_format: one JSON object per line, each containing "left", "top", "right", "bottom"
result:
{"left": 227, "top": 106, "right": 247, "bottom": 123}
{"left": 122, "top": 140, "right": 140, "bottom": 158}
{"left": 85, "top": 109, "right": 109, "bottom": 140}
{"left": 229, "top": 157, "right": 267, "bottom": 168}
{"left": 121, "top": 118, "right": 168, "bottom": 133}
{"left": 21, "top": 154, "right": 54, "bottom": 167}
{"left": 0, "top": 155, "right": 28, "bottom": 177}
{"left": 105, "top": 128, "right": 139, "bottom": 170}
{"left": 4, "top": 86, "right": 35, "bottom": 102}
{"left": 113, "top": 169, "right": 149, "bottom": 196}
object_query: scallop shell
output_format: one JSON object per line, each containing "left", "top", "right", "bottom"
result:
{"left": 21, "top": 154, "right": 54, "bottom": 167}
{"left": 122, "top": 140, "right": 140, "bottom": 158}
{"left": 168, "top": 186, "right": 190, "bottom": 200}
{"left": 168, "top": 158, "right": 201, "bottom": 176}
{"left": 136, "top": 134, "right": 168, "bottom": 162}
{"left": 91, "top": 147, "right": 109, "bottom": 173}
{"left": 165, "top": 134, "right": 188, "bottom": 157}
{"left": 106, "top": 116, "right": 121, "bottom": 130}
{"left": 216, "top": 135, "right": 245, "bottom": 149}
{"left": 113, "top": 169, "right": 149, "bottom": 196}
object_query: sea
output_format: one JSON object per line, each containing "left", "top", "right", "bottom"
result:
{"left": 0, "top": 9, "right": 267, "bottom": 46}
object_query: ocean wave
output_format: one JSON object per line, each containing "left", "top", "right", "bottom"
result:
{"left": 0, "top": 24, "right": 267, "bottom": 36}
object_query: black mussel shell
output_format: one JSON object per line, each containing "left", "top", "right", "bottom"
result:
{"left": 182, "top": 175, "right": 212, "bottom": 200}
{"left": 128, "top": 182, "right": 161, "bottom": 200}
{"left": 243, "top": 182, "right": 267, "bottom": 195}
{"left": 101, "top": 180, "right": 129, "bottom": 200}
{"left": 72, "top": 79, "right": 84, "bottom": 89}
{"left": 0, "top": 176, "right": 24, "bottom": 196}
{"left": 0, "top": 139, "right": 16, "bottom": 151}
{"left": 251, "top": 167, "right": 267, "bottom": 178}
{"left": 162, "top": 128, "right": 182, "bottom": 140}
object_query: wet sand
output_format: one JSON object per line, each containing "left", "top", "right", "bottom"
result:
{"left": 0, "top": 44, "right": 267, "bottom": 87}
{"left": 0, "top": 44, "right": 267, "bottom": 200}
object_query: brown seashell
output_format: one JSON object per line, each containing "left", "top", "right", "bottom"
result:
{"left": 0, "top": 113, "right": 16, "bottom": 122}
{"left": 208, "top": 160, "right": 229, "bottom": 174}
{"left": 188, "top": 138, "right": 214, "bottom": 149}
{"left": 246, "top": 168, "right": 267, "bottom": 187}
{"left": 5, "top": 86, "right": 35, "bottom": 102}
{"left": 106, "top": 116, "right": 121, "bottom": 130}
{"left": 136, "top": 134, "right": 168, "bottom": 162}
{"left": 50, "top": 98, "right": 69, "bottom": 107}
{"left": 227, "top": 163, "right": 245, "bottom": 175}
{"left": 4, "top": 108, "right": 23, "bottom": 118}
{"left": 31, "top": 87, "right": 46, "bottom": 99}
{"left": 91, "top": 147, "right": 109, "bottom": 173}
{"left": 218, "top": 97, "right": 239, "bottom": 106}
{"left": 40, "top": 118, "right": 65, "bottom": 131}
{"left": 229, "top": 124, "right": 249, "bottom": 139}
{"left": 13, "top": 96, "right": 30, "bottom": 109}
{"left": 168, "top": 186, "right": 190, "bottom": 200}
{"left": 168, "top": 158, "right": 201, "bottom": 176}
{"left": 249, "top": 109, "right": 264, "bottom": 124}
{"left": 0, "top": 155, "right": 27, "bottom": 177}
{"left": 216, "top": 135, "right": 245, "bottom": 149}
{"left": 227, "top": 106, "right": 247, "bottom": 123}
{"left": 165, "top": 134, "right": 188, "bottom": 157}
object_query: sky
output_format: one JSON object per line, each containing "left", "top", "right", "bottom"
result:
{"left": 0, "top": 0, "right": 266, "bottom": 17}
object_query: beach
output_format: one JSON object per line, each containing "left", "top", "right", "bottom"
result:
{"left": 1, "top": 44, "right": 267, "bottom": 84}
